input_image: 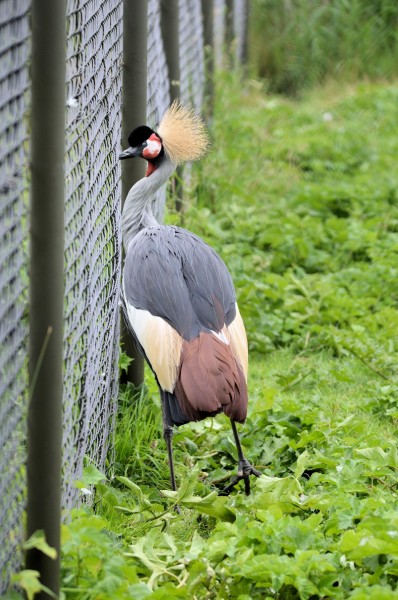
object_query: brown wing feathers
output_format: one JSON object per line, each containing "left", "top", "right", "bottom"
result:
{"left": 174, "top": 331, "right": 248, "bottom": 424}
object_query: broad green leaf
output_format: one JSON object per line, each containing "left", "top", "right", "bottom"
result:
{"left": 255, "top": 475, "right": 303, "bottom": 505}
{"left": 23, "top": 530, "right": 57, "bottom": 560}
{"left": 161, "top": 489, "right": 235, "bottom": 522}
{"left": 119, "top": 351, "right": 133, "bottom": 374}
{"left": 356, "top": 446, "right": 398, "bottom": 470}
{"left": 125, "top": 583, "right": 152, "bottom": 599}
{"left": 12, "top": 570, "right": 57, "bottom": 600}
{"left": 294, "top": 450, "right": 311, "bottom": 477}
{"left": 181, "top": 494, "right": 235, "bottom": 522}
{"left": 205, "top": 538, "right": 231, "bottom": 563}
{"left": 349, "top": 585, "right": 398, "bottom": 599}
{"left": 294, "top": 575, "right": 319, "bottom": 600}
{"left": 294, "top": 430, "right": 326, "bottom": 450}
{"left": 340, "top": 529, "right": 398, "bottom": 560}
{"left": 355, "top": 447, "right": 388, "bottom": 463}
{"left": 174, "top": 466, "right": 201, "bottom": 500}
{"left": 187, "top": 531, "right": 206, "bottom": 558}
{"left": 75, "top": 464, "right": 106, "bottom": 489}
{"left": 117, "top": 476, "right": 153, "bottom": 510}
{"left": 126, "top": 531, "right": 181, "bottom": 590}
{"left": 159, "top": 466, "right": 201, "bottom": 507}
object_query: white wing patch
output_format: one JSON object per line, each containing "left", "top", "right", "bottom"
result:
{"left": 226, "top": 303, "right": 248, "bottom": 381}
{"left": 124, "top": 300, "right": 182, "bottom": 392}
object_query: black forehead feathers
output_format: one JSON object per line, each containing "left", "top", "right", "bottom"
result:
{"left": 128, "top": 125, "right": 156, "bottom": 148}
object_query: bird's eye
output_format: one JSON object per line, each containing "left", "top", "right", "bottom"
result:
{"left": 142, "top": 141, "right": 148, "bottom": 148}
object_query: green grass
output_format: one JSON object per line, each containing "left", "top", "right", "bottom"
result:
{"left": 10, "top": 74, "right": 398, "bottom": 599}
{"left": 250, "top": 0, "right": 398, "bottom": 94}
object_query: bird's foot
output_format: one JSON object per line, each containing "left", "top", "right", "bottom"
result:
{"left": 221, "top": 458, "right": 261, "bottom": 496}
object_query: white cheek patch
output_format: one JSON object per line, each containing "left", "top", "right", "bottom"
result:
{"left": 143, "top": 138, "right": 162, "bottom": 158}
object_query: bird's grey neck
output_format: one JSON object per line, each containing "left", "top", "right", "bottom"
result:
{"left": 122, "top": 157, "right": 176, "bottom": 251}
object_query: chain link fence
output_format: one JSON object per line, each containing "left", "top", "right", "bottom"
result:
{"left": 147, "top": 0, "right": 170, "bottom": 223}
{"left": 179, "top": 0, "right": 205, "bottom": 110}
{"left": 233, "top": 0, "right": 249, "bottom": 63}
{"left": 62, "top": 0, "right": 123, "bottom": 512}
{"left": 0, "top": 0, "right": 248, "bottom": 591}
{"left": 214, "top": 0, "right": 227, "bottom": 68}
{"left": 214, "top": 0, "right": 248, "bottom": 66}
{"left": 0, "top": 0, "right": 30, "bottom": 586}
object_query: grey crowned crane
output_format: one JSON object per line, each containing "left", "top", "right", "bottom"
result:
{"left": 120, "top": 102, "right": 260, "bottom": 495}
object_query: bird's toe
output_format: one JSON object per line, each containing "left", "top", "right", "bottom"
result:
{"left": 220, "top": 460, "right": 261, "bottom": 496}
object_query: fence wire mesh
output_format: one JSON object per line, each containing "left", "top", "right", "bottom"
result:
{"left": 213, "top": 0, "right": 248, "bottom": 67}
{"left": 179, "top": 0, "right": 205, "bottom": 110}
{"left": 0, "top": 0, "right": 30, "bottom": 592}
{"left": 63, "top": 0, "right": 123, "bottom": 510}
{"left": 233, "top": 0, "right": 248, "bottom": 63}
{"left": 147, "top": 0, "right": 170, "bottom": 130}
{"left": 147, "top": 0, "right": 170, "bottom": 223}
{"left": 214, "top": 0, "right": 226, "bottom": 68}
{"left": 0, "top": 0, "right": 243, "bottom": 589}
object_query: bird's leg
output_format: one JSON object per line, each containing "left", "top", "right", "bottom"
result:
{"left": 160, "top": 392, "right": 177, "bottom": 491}
{"left": 222, "top": 420, "right": 261, "bottom": 496}
{"left": 164, "top": 425, "right": 177, "bottom": 491}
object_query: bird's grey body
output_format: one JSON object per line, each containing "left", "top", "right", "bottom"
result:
{"left": 123, "top": 223, "right": 247, "bottom": 426}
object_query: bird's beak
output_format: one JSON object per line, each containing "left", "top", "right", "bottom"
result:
{"left": 119, "top": 146, "right": 140, "bottom": 160}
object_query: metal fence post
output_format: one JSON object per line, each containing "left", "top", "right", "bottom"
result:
{"left": 161, "top": 0, "right": 181, "bottom": 103}
{"left": 225, "top": 0, "right": 235, "bottom": 65}
{"left": 161, "top": 0, "right": 183, "bottom": 210}
{"left": 201, "top": 0, "right": 215, "bottom": 117}
{"left": 121, "top": 0, "right": 148, "bottom": 387}
{"left": 241, "top": 0, "right": 250, "bottom": 65}
{"left": 26, "top": 0, "right": 66, "bottom": 595}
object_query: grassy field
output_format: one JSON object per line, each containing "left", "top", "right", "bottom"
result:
{"left": 14, "top": 74, "right": 398, "bottom": 598}
{"left": 249, "top": 0, "right": 398, "bottom": 94}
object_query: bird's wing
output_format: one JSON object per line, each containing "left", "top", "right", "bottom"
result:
{"left": 177, "top": 228, "right": 237, "bottom": 333}
{"left": 123, "top": 226, "right": 237, "bottom": 340}
{"left": 123, "top": 225, "right": 248, "bottom": 398}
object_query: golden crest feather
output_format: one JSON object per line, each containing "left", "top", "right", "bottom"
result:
{"left": 158, "top": 100, "right": 210, "bottom": 164}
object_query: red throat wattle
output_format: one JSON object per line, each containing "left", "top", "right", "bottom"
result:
{"left": 146, "top": 162, "right": 157, "bottom": 177}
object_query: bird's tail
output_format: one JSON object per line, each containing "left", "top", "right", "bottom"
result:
{"left": 173, "top": 331, "right": 248, "bottom": 424}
